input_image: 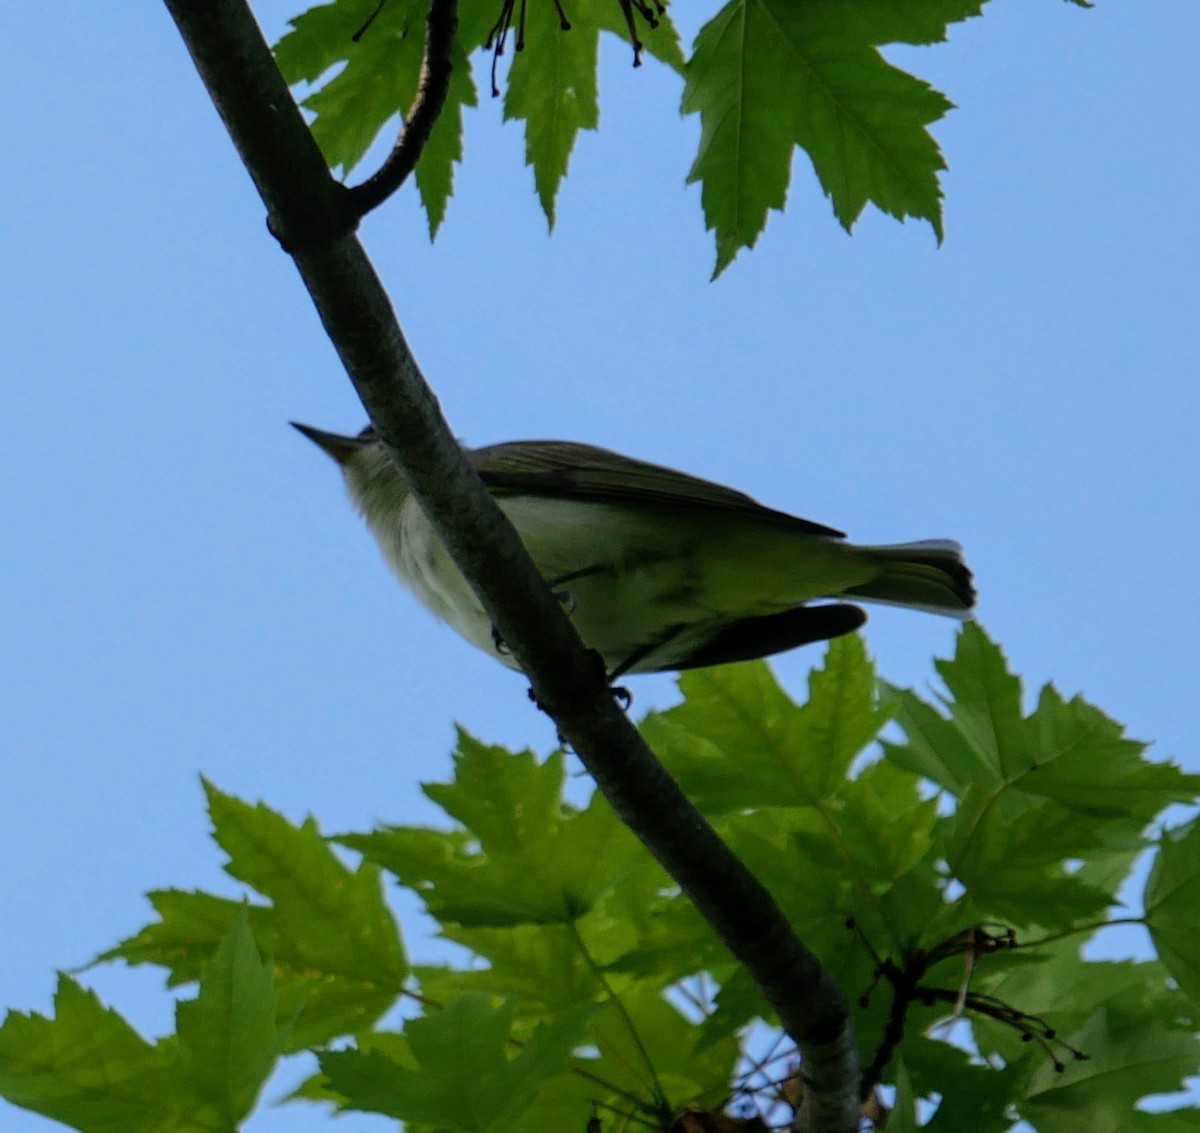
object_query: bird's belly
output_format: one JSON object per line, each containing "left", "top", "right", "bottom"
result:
{"left": 507, "top": 497, "right": 745, "bottom": 665}
{"left": 395, "top": 496, "right": 862, "bottom": 673}
{"left": 396, "top": 501, "right": 514, "bottom": 665}
{"left": 396, "top": 497, "right": 723, "bottom": 670}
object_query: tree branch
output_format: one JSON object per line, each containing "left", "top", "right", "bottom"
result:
{"left": 345, "top": 0, "right": 459, "bottom": 218}
{"left": 161, "top": 2, "right": 861, "bottom": 1128}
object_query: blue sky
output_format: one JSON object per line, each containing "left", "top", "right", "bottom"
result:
{"left": 2, "top": 1, "right": 1198, "bottom": 1130}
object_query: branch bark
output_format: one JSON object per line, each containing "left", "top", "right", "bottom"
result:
{"left": 161, "top": 2, "right": 861, "bottom": 1128}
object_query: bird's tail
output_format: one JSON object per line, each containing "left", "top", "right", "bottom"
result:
{"left": 842, "top": 540, "right": 976, "bottom": 618}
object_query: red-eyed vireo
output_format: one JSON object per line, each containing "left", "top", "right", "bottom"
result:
{"left": 293, "top": 423, "right": 975, "bottom": 678}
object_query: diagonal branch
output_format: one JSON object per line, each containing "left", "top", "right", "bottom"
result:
{"left": 346, "top": 0, "right": 459, "bottom": 218}
{"left": 160, "top": 2, "right": 861, "bottom": 1129}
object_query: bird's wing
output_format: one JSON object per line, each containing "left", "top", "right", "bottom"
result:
{"left": 468, "top": 440, "right": 845, "bottom": 538}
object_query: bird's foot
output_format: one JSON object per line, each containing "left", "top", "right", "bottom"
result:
{"left": 525, "top": 650, "right": 632, "bottom": 748}
{"left": 490, "top": 624, "right": 512, "bottom": 656}
{"left": 526, "top": 686, "right": 571, "bottom": 748}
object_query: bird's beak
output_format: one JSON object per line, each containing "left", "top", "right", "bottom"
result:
{"left": 290, "top": 422, "right": 369, "bottom": 466}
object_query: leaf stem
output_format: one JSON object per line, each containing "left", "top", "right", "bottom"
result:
{"left": 568, "top": 918, "right": 672, "bottom": 1118}
{"left": 1013, "top": 916, "right": 1145, "bottom": 950}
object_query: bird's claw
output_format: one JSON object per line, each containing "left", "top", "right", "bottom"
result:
{"left": 527, "top": 687, "right": 571, "bottom": 748}
{"left": 491, "top": 624, "right": 512, "bottom": 656}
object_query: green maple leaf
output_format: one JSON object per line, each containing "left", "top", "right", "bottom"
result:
{"left": 0, "top": 977, "right": 222, "bottom": 1133}
{"left": 502, "top": 0, "right": 683, "bottom": 227}
{"left": 1020, "top": 1004, "right": 1199, "bottom": 1132}
{"left": 275, "top": 0, "right": 476, "bottom": 233}
{"left": 1123, "top": 1113, "right": 1200, "bottom": 1133}
{"left": 503, "top": 0, "right": 599, "bottom": 228}
{"left": 417, "top": 43, "right": 479, "bottom": 234}
{"left": 97, "top": 782, "right": 407, "bottom": 1049}
{"left": 887, "top": 1060, "right": 921, "bottom": 1133}
{"left": 97, "top": 888, "right": 247, "bottom": 986}
{"left": 504, "top": 1070, "right": 618, "bottom": 1133}
{"left": 417, "top": 924, "right": 606, "bottom": 1015}
{"left": 642, "top": 637, "right": 942, "bottom": 968}
{"left": 698, "top": 763, "right": 938, "bottom": 970}
{"left": 601, "top": 882, "right": 734, "bottom": 983}
{"left": 593, "top": 0, "right": 685, "bottom": 70}
{"left": 585, "top": 980, "right": 738, "bottom": 1107}
{"left": 341, "top": 732, "right": 646, "bottom": 925}
{"left": 825, "top": 757, "right": 937, "bottom": 892}
{"left": 682, "top": 0, "right": 986, "bottom": 275}
{"left": 417, "top": 864, "right": 672, "bottom": 1012}
{"left": 1145, "top": 816, "right": 1200, "bottom": 1009}
{"left": 423, "top": 850, "right": 673, "bottom": 1015}
{"left": 276, "top": 0, "right": 428, "bottom": 171}
{"left": 202, "top": 780, "right": 407, "bottom": 983}
{"left": 966, "top": 941, "right": 1199, "bottom": 1126}
{"left": 940, "top": 800, "right": 1118, "bottom": 928}
{"left": 641, "top": 635, "right": 887, "bottom": 812}
{"left": 276, "top": 0, "right": 680, "bottom": 234}
{"left": 888, "top": 624, "right": 1197, "bottom": 819}
{"left": 319, "top": 995, "right": 596, "bottom": 1131}
{"left": 884, "top": 624, "right": 1200, "bottom": 929}
{"left": 175, "top": 912, "right": 280, "bottom": 1125}
{"left": 903, "top": 1037, "right": 1025, "bottom": 1133}
{"left": 693, "top": 965, "right": 768, "bottom": 1050}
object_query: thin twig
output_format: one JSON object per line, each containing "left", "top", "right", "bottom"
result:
{"left": 859, "top": 959, "right": 913, "bottom": 1098}
{"left": 346, "top": 0, "right": 459, "bottom": 218}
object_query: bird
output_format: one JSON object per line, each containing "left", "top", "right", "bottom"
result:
{"left": 293, "top": 423, "right": 975, "bottom": 679}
